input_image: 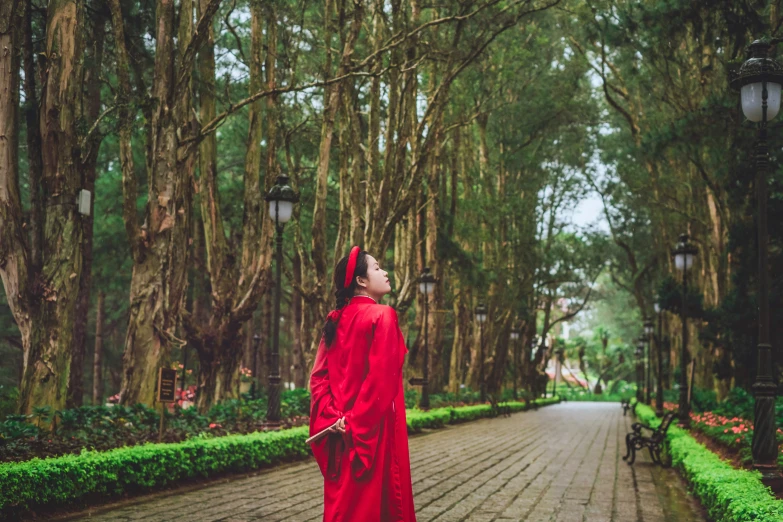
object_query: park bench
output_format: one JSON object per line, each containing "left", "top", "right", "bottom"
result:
{"left": 622, "top": 411, "right": 676, "bottom": 467}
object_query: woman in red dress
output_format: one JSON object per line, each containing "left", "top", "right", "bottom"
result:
{"left": 309, "top": 246, "right": 417, "bottom": 522}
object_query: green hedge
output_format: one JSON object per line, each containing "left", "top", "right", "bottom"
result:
{"left": 0, "top": 398, "right": 560, "bottom": 515}
{"left": 405, "top": 397, "right": 560, "bottom": 430}
{"left": 0, "top": 426, "right": 311, "bottom": 514}
{"left": 406, "top": 407, "right": 452, "bottom": 431}
{"left": 635, "top": 404, "right": 783, "bottom": 521}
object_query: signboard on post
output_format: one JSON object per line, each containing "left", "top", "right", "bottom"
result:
{"left": 157, "top": 368, "right": 178, "bottom": 403}
{"left": 408, "top": 377, "right": 428, "bottom": 387}
{"left": 157, "top": 367, "right": 177, "bottom": 442}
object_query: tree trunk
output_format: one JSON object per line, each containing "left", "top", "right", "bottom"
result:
{"left": 21, "top": 0, "right": 43, "bottom": 271}
{"left": 92, "top": 292, "right": 105, "bottom": 404}
{"left": 69, "top": 6, "right": 107, "bottom": 408}
{"left": 292, "top": 251, "right": 306, "bottom": 387}
{"left": 17, "top": 0, "right": 87, "bottom": 416}
{"left": 305, "top": 0, "right": 365, "bottom": 363}
{"left": 0, "top": 0, "right": 32, "bottom": 399}
{"left": 120, "top": 0, "right": 201, "bottom": 406}
{"left": 194, "top": 325, "right": 244, "bottom": 410}
{"left": 183, "top": 0, "right": 275, "bottom": 411}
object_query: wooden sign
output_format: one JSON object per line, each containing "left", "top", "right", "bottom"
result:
{"left": 408, "top": 377, "right": 428, "bottom": 387}
{"left": 157, "top": 367, "right": 178, "bottom": 403}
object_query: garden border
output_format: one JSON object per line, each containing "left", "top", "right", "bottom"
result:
{"left": 0, "top": 397, "right": 560, "bottom": 516}
{"left": 635, "top": 403, "right": 783, "bottom": 521}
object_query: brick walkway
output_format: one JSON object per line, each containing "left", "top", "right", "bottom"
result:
{"left": 70, "top": 403, "right": 705, "bottom": 521}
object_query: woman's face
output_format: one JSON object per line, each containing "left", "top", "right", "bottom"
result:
{"left": 356, "top": 255, "right": 391, "bottom": 300}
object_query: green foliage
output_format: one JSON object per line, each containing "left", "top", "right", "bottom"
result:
{"left": 662, "top": 387, "right": 718, "bottom": 413}
{"left": 404, "top": 389, "right": 419, "bottom": 409}
{"left": 405, "top": 408, "right": 452, "bottom": 432}
{"left": 0, "top": 390, "right": 312, "bottom": 463}
{"left": 560, "top": 389, "right": 632, "bottom": 402}
{"left": 0, "top": 427, "right": 312, "bottom": 515}
{"left": 0, "top": 386, "right": 18, "bottom": 420}
{"left": 713, "top": 388, "right": 755, "bottom": 420}
{"left": 636, "top": 404, "right": 783, "bottom": 522}
{"left": 404, "top": 389, "right": 496, "bottom": 409}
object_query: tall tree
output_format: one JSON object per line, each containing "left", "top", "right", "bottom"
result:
{"left": 1, "top": 0, "right": 93, "bottom": 416}
{"left": 118, "top": 0, "right": 221, "bottom": 406}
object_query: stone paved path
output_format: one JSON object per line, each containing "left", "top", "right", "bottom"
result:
{"left": 69, "top": 403, "right": 706, "bottom": 521}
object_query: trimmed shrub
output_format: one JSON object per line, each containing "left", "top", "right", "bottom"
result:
{"left": 406, "top": 408, "right": 452, "bottom": 432}
{"left": 636, "top": 404, "right": 783, "bottom": 521}
{"left": 0, "top": 427, "right": 310, "bottom": 514}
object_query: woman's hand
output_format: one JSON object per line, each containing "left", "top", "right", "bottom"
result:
{"left": 332, "top": 416, "right": 346, "bottom": 434}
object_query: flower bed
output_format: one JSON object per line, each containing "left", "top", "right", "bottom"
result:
{"left": 690, "top": 411, "right": 783, "bottom": 468}
{"left": 636, "top": 404, "right": 783, "bottom": 521}
{"left": 0, "top": 397, "right": 560, "bottom": 516}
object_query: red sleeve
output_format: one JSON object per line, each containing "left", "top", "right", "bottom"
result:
{"left": 309, "top": 336, "right": 344, "bottom": 479}
{"left": 344, "top": 307, "right": 403, "bottom": 478}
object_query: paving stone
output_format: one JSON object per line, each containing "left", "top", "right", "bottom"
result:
{"left": 69, "top": 403, "right": 706, "bottom": 522}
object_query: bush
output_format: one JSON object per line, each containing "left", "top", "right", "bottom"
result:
{"left": 560, "top": 388, "right": 631, "bottom": 402}
{"left": 636, "top": 404, "right": 783, "bottom": 521}
{"left": 406, "top": 389, "right": 484, "bottom": 408}
{"left": 406, "top": 408, "right": 452, "bottom": 432}
{"left": 0, "top": 427, "right": 311, "bottom": 515}
{"left": 713, "top": 387, "right": 754, "bottom": 420}
{"left": 404, "top": 389, "right": 419, "bottom": 409}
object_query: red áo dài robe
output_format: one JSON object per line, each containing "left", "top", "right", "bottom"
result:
{"left": 309, "top": 296, "right": 416, "bottom": 522}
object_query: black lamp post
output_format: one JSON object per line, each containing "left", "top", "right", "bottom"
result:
{"left": 264, "top": 175, "right": 299, "bottom": 425}
{"left": 653, "top": 304, "right": 665, "bottom": 417}
{"left": 510, "top": 328, "right": 521, "bottom": 400}
{"left": 635, "top": 338, "right": 645, "bottom": 403}
{"left": 671, "top": 233, "right": 697, "bottom": 427}
{"left": 419, "top": 267, "right": 436, "bottom": 409}
{"left": 644, "top": 318, "right": 654, "bottom": 405}
{"left": 731, "top": 39, "right": 783, "bottom": 486}
{"left": 474, "top": 303, "right": 488, "bottom": 402}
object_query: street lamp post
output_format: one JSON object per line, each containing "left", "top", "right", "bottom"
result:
{"left": 635, "top": 338, "right": 645, "bottom": 403}
{"left": 264, "top": 175, "right": 299, "bottom": 425}
{"left": 419, "top": 267, "right": 436, "bottom": 409}
{"left": 731, "top": 39, "right": 783, "bottom": 486}
{"left": 510, "top": 328, "right": 520, "bottom": 400}
{"left": 644, "top": 318, "right": 654, "bottom": 405}
{"left": 474, "top": 303, "right": 488, "bottom": 402}
{"left": 653, "top": 304, "right": 664, "bottom": 417}
{"left": 671, "top": 233, "right": 697, "bottom": 427}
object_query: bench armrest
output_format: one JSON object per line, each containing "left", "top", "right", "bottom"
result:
{"left": 631, "top": 422, "right": 655, "bottom": 434}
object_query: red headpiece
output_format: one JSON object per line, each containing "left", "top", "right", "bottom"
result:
{"left": 343, "top": 246, "right": 361, "bottom": 289}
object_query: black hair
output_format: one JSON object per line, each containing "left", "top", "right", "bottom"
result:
{"left": 323, "top": 250, "right": 369, "bottom": 347}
